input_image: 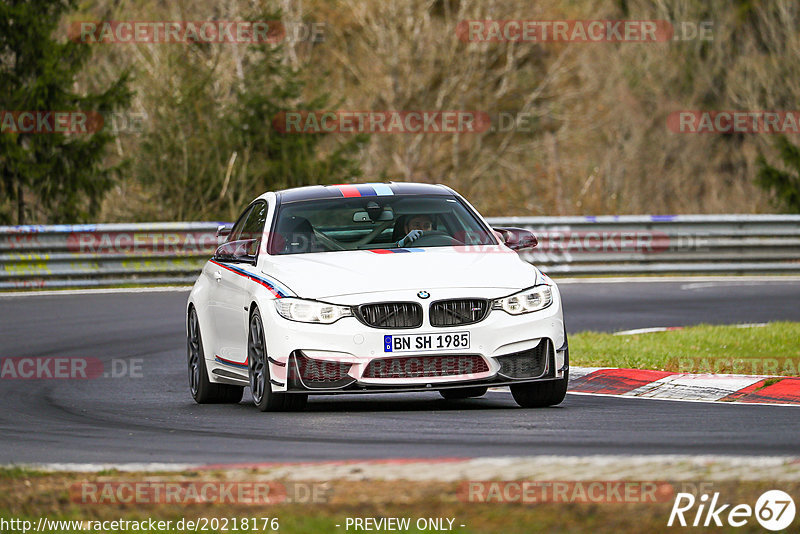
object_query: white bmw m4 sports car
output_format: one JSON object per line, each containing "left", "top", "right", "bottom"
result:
{"left": 187, "top": 183, "right": 568, "bottom": 411}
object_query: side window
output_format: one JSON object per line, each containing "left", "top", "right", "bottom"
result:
{"left": 227, "top": 205, "right": 254, "bottom": 243}
{"left": 240, "top": 202, "right": 269, "bottom": 242}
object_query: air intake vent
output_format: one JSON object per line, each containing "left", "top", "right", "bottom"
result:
{"left": 289, "top": 352, "right": 354, "bottom": 389}
{"left": 430, "top": 299, "right": 490, "bottom": 327}
{"left": 356, "top": 302, "right": 423, "bottom": 329}
{"left": 496, "top": 340, "right": 550, "bottom": 379}
{"left": 363, "top": 355, "right": 489, "bottom": 379}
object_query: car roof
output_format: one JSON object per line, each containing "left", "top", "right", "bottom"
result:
{"left": 276, "top": 182, "right": 452, "bottom": 203}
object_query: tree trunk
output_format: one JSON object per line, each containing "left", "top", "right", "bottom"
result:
{"left": 17, "top": 181, "right": 24, "bottom": 225}
{"left": 1, "top": 167, "right": 12, "bottom": 224}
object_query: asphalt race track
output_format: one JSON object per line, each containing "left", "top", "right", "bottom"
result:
{"left": 1, "top": 279, "right": 799, "bottom": 465}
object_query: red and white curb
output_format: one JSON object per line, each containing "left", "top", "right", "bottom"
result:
{"left": 569, "top": 367, "right": 800, "bottom": 405}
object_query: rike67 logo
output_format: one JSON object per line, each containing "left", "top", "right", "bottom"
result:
{"left": 668, "top": 489, "right": 795, "bottom": 530}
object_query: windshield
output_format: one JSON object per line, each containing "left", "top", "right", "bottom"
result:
{"left": 270, "top": 195, "right": 496, "bottom": 255}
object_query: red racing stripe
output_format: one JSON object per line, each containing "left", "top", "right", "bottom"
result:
{"left": 210, "top": 260, "right": 282, "bottom": 298}
{"left": 338, "top": 185, "right": 361, "bottom": 197}
{"left": 215, "top": 354, "right": 249, "bottom": 368}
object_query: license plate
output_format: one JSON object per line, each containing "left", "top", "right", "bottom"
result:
{"left": 383, "top": 332, "right": 470, "bottom": 353}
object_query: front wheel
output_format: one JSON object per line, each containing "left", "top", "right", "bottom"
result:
{"left": 510, "top": 371, "right": 568, "bottom": 408}
{"left": 248, "top": 308, "right": 307, "bottom": 412}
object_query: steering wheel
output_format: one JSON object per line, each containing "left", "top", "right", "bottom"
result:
{"left": 405, "top": 230, "right": 462, "bottom": 247}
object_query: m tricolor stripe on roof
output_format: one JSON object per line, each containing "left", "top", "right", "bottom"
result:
{"left": 278, "top": 182, "right": 449, "bottom": 203}
{"left": 334, "top": 183, "right": 394, "bottom": 197}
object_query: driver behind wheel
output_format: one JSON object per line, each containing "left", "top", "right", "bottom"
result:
{"left": 396, "top": 214, "right": 435, "bottom": 247}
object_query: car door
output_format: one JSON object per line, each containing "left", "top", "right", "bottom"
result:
{"left": 207, "top": 202, "right": 268, "bottom": 366}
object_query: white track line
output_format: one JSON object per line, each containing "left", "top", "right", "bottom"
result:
{"left": 614, "top": 323, "right": 768, "bottom": 335}
{"left": 613, "top": 326, "right": 680, "bottom": 335}
{"left": 0, "top": 286, "right": 192, "bottom": 298}
{"left": 3, "top": 462, "right": 201, "bottom": 472}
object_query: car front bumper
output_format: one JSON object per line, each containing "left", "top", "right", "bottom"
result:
{"left": 256, "top": 286, "right": 567, "bottom": 394}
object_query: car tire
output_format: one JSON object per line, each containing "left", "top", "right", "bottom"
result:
{"left": 188, "top": 307, "right": 244, "bottom": 404}
{"left": 510, "top": 370, "right": 569, "bottom": 408}
{"left": 439, "top": 386, "right": 488, "bottom": 400}
{"left": 248, "top": 308, "right": 308, "bottom": 412}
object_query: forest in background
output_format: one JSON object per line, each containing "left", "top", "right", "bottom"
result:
{"left": 2, "top": 0, "right": 800, "bottom": 223}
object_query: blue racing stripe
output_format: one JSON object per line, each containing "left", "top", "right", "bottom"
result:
{"left": 355, "top": 184, "right": 377, "bottom": 196}
{"left": 215, "top": 356, "right": 249, "bottom": 369}
{"left": 210, "top": 260, "right": 292, "bottom": 297}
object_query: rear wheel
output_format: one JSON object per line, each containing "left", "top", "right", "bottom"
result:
{"left": 187, "top": 307, "right": 244, "bottom": 404}
{"left": 248, "top": 308, "right": 307, "bottom": 412}
{"left": 439, "top": 386, "right": 488, "bottom": 400}
{"left": 510, "top": 371, "right": 568, "bottom": 408}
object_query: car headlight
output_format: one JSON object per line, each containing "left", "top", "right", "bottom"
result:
{"left": 492, "top": 285, "right": 553, "bottom": 315}
{"left": 274, "top": 298, "right": 353, "bottom": 324}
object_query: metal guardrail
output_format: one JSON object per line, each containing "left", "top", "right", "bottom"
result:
{"left": 494, "top": 214, "right": 800, "bottom": 275}
{"left": 0, "top": 215, "right": 798, "bottom": 289}
{"left": 0, "top": 223, "right": 221, "bottom": 289}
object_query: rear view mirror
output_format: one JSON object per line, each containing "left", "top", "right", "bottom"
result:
{"left": 353, "top": 208, "right": 394, "bottom": 222}
{"left": 493, "top": 227, "right": 538, "bottom": 251}
{"left": 214, "top": 238, "right": 259, "bottom": 264}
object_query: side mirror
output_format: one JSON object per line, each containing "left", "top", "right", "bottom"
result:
{"left": 216, "top": 224, "right": 233, "bottom": 244}
{"left": 493, "top": 227, "right": 538, "bottom": 251}
{"left": 214, "top": 238, "right": 259, "bottom": 264}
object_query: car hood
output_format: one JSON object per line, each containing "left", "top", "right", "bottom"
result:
{"left": 262, "top": 246, "right": 541, "bottom": 299}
